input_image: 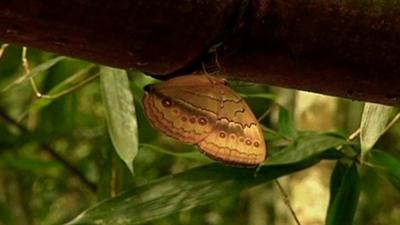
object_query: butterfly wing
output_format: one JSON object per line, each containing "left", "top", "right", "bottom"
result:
{"left": 143, "top": 74, "right": 267, "bottom": 166}
{"left": 197, "top": 84, "right": 267, "bottom": 166}
{"left": 143, "top": 75, "right": 222, "bottom": 144}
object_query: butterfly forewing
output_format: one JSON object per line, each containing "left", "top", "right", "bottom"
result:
{"left": 143, "top": 75, "right": 267, "bottom": 166}
{"left": 143, "top": 75, "right": 221, "bottom": 144}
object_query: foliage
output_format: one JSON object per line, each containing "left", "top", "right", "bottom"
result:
{"left": 0, "top": 44, "right": 399, "bottom": 225}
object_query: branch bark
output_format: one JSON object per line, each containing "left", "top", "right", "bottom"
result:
{"left": 0, "top": 1, "right": 400, "bottom": 106}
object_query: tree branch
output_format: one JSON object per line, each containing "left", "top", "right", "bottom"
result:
{"left": 0, "top": 1, "right": 400, "bottom": 105}
{"left": 0, "top": 107, "right": 97, "bottom": 192}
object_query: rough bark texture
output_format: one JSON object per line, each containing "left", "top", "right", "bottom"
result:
{"left": 0, "top": 0, "right": 400, "bottom": 106}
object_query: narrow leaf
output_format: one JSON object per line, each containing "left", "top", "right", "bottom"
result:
{"left": 66, "top": 159, "right": 318, "bottom": 225}
{"left": 26, "top": 56, "right": 68, "bottom": 78}
{"left": 365, "top": 150, "right": 400, "bottom": 191}
{"left": 326, "top": 162, "right": 360, "bottom": 225}
{"left": 278, "top": 106, "right": 298, "bottom": 139}
{"left": 360, "top": 103, "right": 393, "bottom": 159}
{"left": 100, "top": 67, "right": 138, "bottom": 174}
{"left": 266, "top": 133, "right": 347, "bottom": 165}
{"left": 139, "top": 143, "right": 212, "bottom": 162}
{"left": 241, "top": 93, "right": 276, "bottom": 100}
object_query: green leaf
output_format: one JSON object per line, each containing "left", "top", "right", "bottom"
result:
{"left": 0, "top": 202, "right": 15, "bottom": 225}
{"left": 100, "top": 66, "right": 138, "bottom": 175}
{"left": 262, "top": 125, "right": 289, "bottom": 142}
{"left": 139, "top": 143, "right": 212, "bottom": 162}
{"left": 360, "top": 103, "right": 393, "bottom": 159}
{"left": 265, "top": 133, "right": 347, "bottom": 165}
{"left": 128, "top": 71, "right": 159, "bottom": 143}
{"left": 240, "top": 93, "right": 276, "bottom": 100}
{"left": 128, "top": 70, "right": 158, "bottom": 99}
{"left": 278, "top": 106, "right": 298, "bottom": 139}
{"left": 326, "top": 162, "right": 360, "bottom": 225}
{"left": 65, "top": 159, "right": 318, "bottom": 225}
{"left": 365, "top": 150, "right": 400, "bottom": 191}
{"left": 1, "top": 153, "right": 62, "bottom": 171}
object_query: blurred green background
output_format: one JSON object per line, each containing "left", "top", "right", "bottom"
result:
{"left": 0, "top": 44, "right": 399, "bottom": 225}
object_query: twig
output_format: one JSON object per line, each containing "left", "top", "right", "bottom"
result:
{"left": 348, "top": 111, "right": 400, "bottom": 142}
{"left": 381, "top": 111, "right": 400, "bottom": 135}
{"left": 48, "top": 73, "right": 99, "bottom": 99}
{"left": 0, "top": 43, "right": 9, "bottom": 58}
{"left": 257, "top": 105, "right": 273, "bottom": 122}
{"left": 274, "top": 180, "right": 302, "bottom": 225}
{"left": 258, "top": 111, "right": 301, "bottom": 225}
{"left": 111, "top": 161, "right": 117, "bottom": 197}
{"left": 0, "top": 107, "right": 97, "bottom": 192}
{"left": 22, "top": 47, "right": 48, "bottom": 98}
{"left": 348, "top": 128, "right": 361, "bottom": 141}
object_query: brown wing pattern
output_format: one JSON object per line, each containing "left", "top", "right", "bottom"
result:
{"left": 143, "top": 75, "right": 221, "bottom": 144}
{"left": 197, "top": 84, "right": 267, "bottom": 166}
{"left": 143, "top": 75, "right": 267, "bottom": 166}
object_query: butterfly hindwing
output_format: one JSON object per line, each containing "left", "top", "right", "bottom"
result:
{"left": 197, "top": 84, "right": 266, "bottom": 166}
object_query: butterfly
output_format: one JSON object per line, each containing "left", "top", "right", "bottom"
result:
{"left": 142, "top": 74, "right": 267, "bottom": 167}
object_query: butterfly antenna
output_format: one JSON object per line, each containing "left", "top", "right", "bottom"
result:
{"left": 201, "top": 45, "right": 223, "bottom": 78}
{"left": 201, "top": 62, "right": 216, "bottom": 85}
{"left": 214, "top": 50, "right": 222, "bottom": 71}
{"left": 207, "top": 42, "right": 223, "bottom": 72}
{"left": 201, "top": 62, "right": 210, "bottom": 75}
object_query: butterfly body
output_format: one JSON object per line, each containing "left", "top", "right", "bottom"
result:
{"left": 143, "top": 75, "right": 266, "bottom": 167}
